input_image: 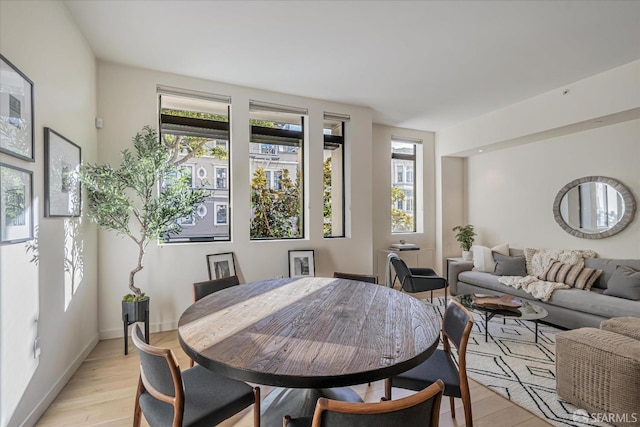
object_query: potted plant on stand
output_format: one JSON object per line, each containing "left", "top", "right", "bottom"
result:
{"left": 80, "top": 126, "right": 206, "bottom": 354}
{"left": 452, "top": 224, "right": 476, "bottom": 261}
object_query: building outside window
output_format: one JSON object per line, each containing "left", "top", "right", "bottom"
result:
{"left": 391, "top": 139, "right": 417, "bottom": 233}
{"left": 323, "top": 113, "right": 346, "bottom": 238}
{"left": 215, "top": 167, "right": 227, "bottom": 189}
{"left": 249, "top": 102, "right": 306, "bottom": 240}
{"left": 158, "top": 89, "right": 231, "bottom": 242}
{"left": 214, "top": 202, "right": 228, "bottom": 225}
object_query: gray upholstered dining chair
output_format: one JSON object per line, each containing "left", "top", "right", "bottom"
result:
{"left": 283, "top": 379, "right": 444, "bottom": 427}
{"left": 192, "top": 275, "right": 240, "bottom": 302}
{"left": 189, "top": 275, "right": 240, "bottom": 367}
{"left": 385, "top": 300, "right": 474, "bottom": 427}
{"left": 333, "top": 271, "right": 378, "bottom": 284}
{"left": 131, "top": 324, "right": 261, "bottom": 427}
{"left": 389, "top": 254, "right": 448, "bottom": 305}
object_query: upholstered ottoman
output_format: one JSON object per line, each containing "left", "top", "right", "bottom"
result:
{"left": 556, "top": 327, "right": 640, "bottom": 427}
{"left": 601, "top": 316, "right": 640, "bottom": 341}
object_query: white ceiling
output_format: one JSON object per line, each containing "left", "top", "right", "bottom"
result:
{"left": 63, "top": 0, "right": 640, "bottom": 132}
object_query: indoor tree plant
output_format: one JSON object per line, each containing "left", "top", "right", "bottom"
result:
{"left": 452, "top": 224, "right": 477, "bottom": 261}
{"left": 80, "top": 126, "right": 206, "bottom": 322}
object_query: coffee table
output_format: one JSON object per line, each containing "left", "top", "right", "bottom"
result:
{"left": 455, "top": 294, "right": 548, "bottom": 343}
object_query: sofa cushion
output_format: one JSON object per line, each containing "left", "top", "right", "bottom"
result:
{"left": 472, "top": 243, "right": 509, "bottom": 273}
{"left": 458, "top": 271, "right": 534, "bottom": 301}
{"left": 538, "top": 261, "right": 602, "bottom": 290}
{"left": 548, "top": 288, "right": 640, "bottom": 319}
{"left": 603, "top": 265, "right": 640, "bottom": 300}
{"left": 584, "top": 258, "right": 640, "bottom": 290}
{"left": 493, "top": 253, "right": 527, "bottom": 276}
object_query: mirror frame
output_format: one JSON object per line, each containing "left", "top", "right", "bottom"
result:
{"left": 553, "top": 176, "right": 636, "bottom": 239}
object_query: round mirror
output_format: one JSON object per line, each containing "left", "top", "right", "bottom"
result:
{"left": 553, "top": 176, "right": 636, "bottom": 239}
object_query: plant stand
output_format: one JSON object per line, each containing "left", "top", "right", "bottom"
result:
{"left": 122, "top": 299, "right": 150, "bottom": 355}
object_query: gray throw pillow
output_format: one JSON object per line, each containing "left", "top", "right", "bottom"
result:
{"left": 493, "top": 253, "right": 527, "bottom": 276}
{"left": 603, "top": 265, "right": 640, "bottom": 300}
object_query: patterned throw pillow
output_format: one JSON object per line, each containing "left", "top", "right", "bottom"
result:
{"left": 538, "top": 260, "right": 602, "bottom": 290}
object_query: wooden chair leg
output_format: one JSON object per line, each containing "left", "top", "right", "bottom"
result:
{"left": 449, "top": 396, "right": 455, "bottom": 418}
{"left": 253, "top": 387, "right": 261, "bottom": 427}
{"left": 133, "top": 377, "right": 144, "bottom": 427}
{"left": 462, "top": 393, "right": 473, "bottom": 427}
{"left": 384, "top": 378, "right": 392, "bottom": 400}
{"left": 189, "top": 358, "right": 194, "bottom": 368}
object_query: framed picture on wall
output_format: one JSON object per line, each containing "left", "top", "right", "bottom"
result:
{"left": 0, "top": 162, "right": 33, "bottom": 244}
{"left": 0, "top": 54, "right": 34, "bottom": 161}
{"left": 45, "top": 128, "right": 81, "bottom": 217}
{"left": 289, "top": 250, "right": 315, "bottom": 278}
{"left": 206, "top": 252, "right": 236, "bottom": 280}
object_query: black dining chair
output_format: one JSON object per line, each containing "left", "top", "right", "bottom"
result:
{"left": 192, "top": 275, "right": 240, "bottom": 302}
{"left": 385, "top": 300, "right": 474, "bottom": 427}
{"left": 333, "top": 271, "right": 378, "bottom": 284}
{"left": 131, "top": 324, "right": 261, "bottom": 427}
{"left": 189, "top": 275, "right": 241, "bottom": 367}
{"left": 389, "top": 254, "right": 448, "bottom": 305}
{"left": 283, "top": 379, "right": 444, "bottom": 427}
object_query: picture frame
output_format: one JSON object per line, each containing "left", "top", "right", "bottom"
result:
{"left": 289, "top": 249, "right": 315, "bottom": 278}
{"left": 206, "top": 252, "right": 236, "bottom": 280}
{"left": 44, "top": 128, "right": 81, "bottom": 217}
{"left": 0, "top": 162, "right": 33, "bottom": 244}
{"left": 0, "top": 54, "right": 34, "bottom": 161}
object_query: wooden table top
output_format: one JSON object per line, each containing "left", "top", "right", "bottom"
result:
{"left": 178, "top": 277, "right": 440, "bottom": 388}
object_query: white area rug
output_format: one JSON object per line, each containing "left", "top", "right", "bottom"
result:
{"left": 422, "top": 297, "right": 614, "bottom": 427}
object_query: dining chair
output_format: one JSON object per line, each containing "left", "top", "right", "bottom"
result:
{"left": 385, "top": 300, "right": 474, "bottom": 427}
{"left": 131, "top": 324, "right": 261, "bottom": 427}
{"left": 283, "top": 379, "right": 444, "bottom": 427}
{"left": 189, "top": 275, "right": 241, "bottom": 367}
{"left": 192, "top": 275, "right": 240, "bottom": 302}
{"left": 333, "top": 271, "right": 378, "bottom": 284}
{"left": 389, "top": 254, "right": 448, "bottom": 305}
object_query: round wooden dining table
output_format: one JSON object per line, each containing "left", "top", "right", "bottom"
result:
{"left": 178, "top": 276, "right": 440, "bottom": 426}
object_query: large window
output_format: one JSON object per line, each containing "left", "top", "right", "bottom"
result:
{"left": 249, "top": 102, "right": 306, "bottom": 240}
{"left": 323, "top": 113, "right": 346, "bottom": 238}
{"left": 159, "top": 88, "right": 231, "bottom": 242}
{"left": 391, "top": 139, "right": 417, "bottom": 233}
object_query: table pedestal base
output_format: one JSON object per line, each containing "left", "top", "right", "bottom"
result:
{"left": 261, "top": 387, "right": 362, "bottom": 426}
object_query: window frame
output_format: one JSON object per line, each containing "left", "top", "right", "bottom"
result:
{"left": 391, "top": 139, "right": 417, "bottom": 234}
{"left": 323, "top": 119, "right": 345, "bottom": 239}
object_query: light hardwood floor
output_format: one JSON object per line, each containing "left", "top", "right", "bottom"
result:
{"left": 35, "top": 288, "right": 551, "bottom": 427}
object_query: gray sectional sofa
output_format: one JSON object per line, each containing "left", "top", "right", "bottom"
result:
{"left": 448, "top": 249, "right": 640, "bottom": 330}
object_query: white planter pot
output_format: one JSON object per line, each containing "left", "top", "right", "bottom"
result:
{"left": 462, "top": 250, "right": 473, "bottom": 261}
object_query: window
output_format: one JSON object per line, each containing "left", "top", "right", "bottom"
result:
{"left": 391, "top": 139, "right": 417, "bottom": 233}
{"left": 215, "top": 167, "right": 227, "bottom": 189}
{"left": 158, "top": 88, "right": 231, "bottom": 242}
{"left": 323, "top": 113, "right": 346, "bottom": 238}
{"left": 214, "top": 203, "right": 228, "bottom": 225}
{"left": 249, "top": 101, "right": 307, "bottom": 240}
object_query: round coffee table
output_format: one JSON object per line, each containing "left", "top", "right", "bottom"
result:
{"left": 455, "top": 294, "right": 548, "bottom": 343}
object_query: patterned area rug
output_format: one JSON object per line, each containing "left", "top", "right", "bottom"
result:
{"left": 422, "top": 297, "right": 613, "bottom": 427}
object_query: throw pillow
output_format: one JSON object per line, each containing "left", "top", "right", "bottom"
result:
{"left": 524, "top": 248, "right": 597, "bottom": 277}
{"left": 493, "top": 253, "right": 527, "bottom": 276}
{"left": 603, "top": 265, "right": 640, "bottom": 300}
{"left": 472, "top": 243, "right": 509, "bottom": 273}
{"left": 538, "top": 260, "right": 602, "bottom": 290}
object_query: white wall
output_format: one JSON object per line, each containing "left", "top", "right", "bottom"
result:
{"left": 436, "top": 61, "right": 640, "bottom": 264}
{"left": 96, "top": 61, "right": 374, "bottom": 339}
{"left": 372, "top": 124, "right": 436, "bottom": 273}
{"left": 466, "top": 120, "right": 640, "bottom": 258}
{"left": 0, "top": 1, "right": 98, "bottom": 426}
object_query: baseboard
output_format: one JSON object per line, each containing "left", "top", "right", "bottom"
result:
{"left": 99, "top": 320, "right": 178, "bottom": 340}
{"left": 21, "top": 335, "right": 99, "bottom": 427}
